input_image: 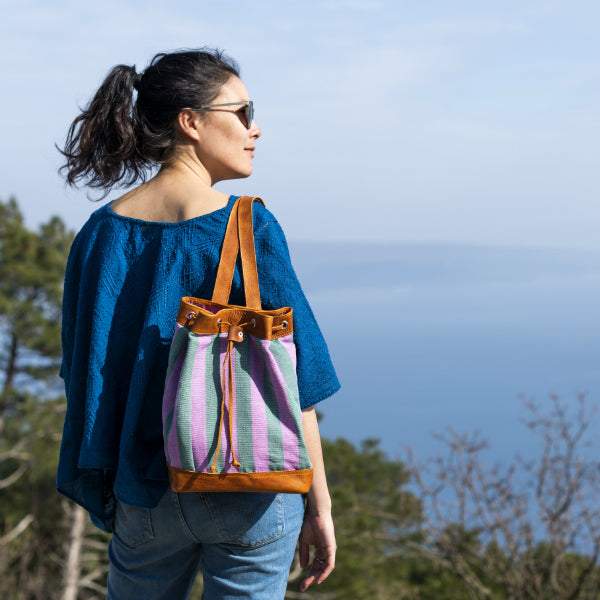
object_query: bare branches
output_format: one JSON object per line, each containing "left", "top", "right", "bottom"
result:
{"left": 408, "top": 394, "right": 600, "bottom": 599}
{"left": 56, "top": 500, "right": 110, "bottom": 599}
{"left": 0, "top": 463, "right": 28, "bottom": 490}
{"left": 0, "top": 514, "right": 34, "bottom": 546}
{"left": 61, "top": 503, "right": 86, "bottom": 600}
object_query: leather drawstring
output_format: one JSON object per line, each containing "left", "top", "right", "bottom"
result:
{"left": 209, "top": 322, "right": 250, "bottom": 473}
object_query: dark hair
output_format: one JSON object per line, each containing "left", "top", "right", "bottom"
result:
{"left": 59, "top": 49, "right": 239, "bottom": 193}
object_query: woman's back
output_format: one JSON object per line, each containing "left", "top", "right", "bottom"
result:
{"left": 59, "top": 197, "right": 239, "bottom": 524}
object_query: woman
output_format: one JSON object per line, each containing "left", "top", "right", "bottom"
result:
{"left": 57, "top": 49, "right": 339, "bottom": 599}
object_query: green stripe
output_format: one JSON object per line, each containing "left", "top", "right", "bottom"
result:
{"left": 163, "top": 328, "right": 189, "bottom": 464}
{"left": 205, "top": 334, "right": 223, "bottom": 472}
{"left": 163, "top": 408, "right": 174, "bottom": 463}
{"left": 258, "top": 343, "right": 285, "bottom": 471}
{"left": 176, "top": 334, "right": 199, "bottom": 471}
{"left": 235, "top": 341, "right": 255, "bottom": 472}
{"left": 269, "top": 339, "right": 311, "bottom": 469}
{"left": 164, "top": 326, "right": 189, "bottom": 383}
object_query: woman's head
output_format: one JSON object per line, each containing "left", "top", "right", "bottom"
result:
{"left": 60, "top": 48, "right": 248, "bottom": 192}
{"left": 178, "top": 74, "right": 260, "bottom": 184}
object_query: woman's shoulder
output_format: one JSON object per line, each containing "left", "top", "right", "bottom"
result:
{"left": 68, "top": 195, "right": 282, "bottom": 263}
{"left": 251, "top": 198, "right": 283, "bottom": 237}
{"left": 67, "top": 204, "right": 112, "bottom": 254}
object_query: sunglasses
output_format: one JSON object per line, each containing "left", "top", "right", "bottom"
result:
{"left": 188, "top": 101, "right": 254, "bottom": 129}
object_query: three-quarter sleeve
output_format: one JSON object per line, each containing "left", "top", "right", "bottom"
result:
{"left": 253, "top": 213, "right": 340, "bottom": 409}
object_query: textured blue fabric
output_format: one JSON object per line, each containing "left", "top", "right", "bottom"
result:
{"left": 57, "top": 195, "right": 339, "bottom": 531}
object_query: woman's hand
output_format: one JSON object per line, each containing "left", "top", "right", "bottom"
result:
{"left": 298, "top": 508, "right": 336, "bottom": 591}
{"left": 299, "top": 407, "right": 336, "bottom": 592}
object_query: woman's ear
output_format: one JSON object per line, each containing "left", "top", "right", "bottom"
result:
{"left": 175, "top": 109, "right": 202, "bottom": 142}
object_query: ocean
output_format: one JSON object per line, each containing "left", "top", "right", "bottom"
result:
{"left": 289, "top": 242, "right": 600, "bottom": 464}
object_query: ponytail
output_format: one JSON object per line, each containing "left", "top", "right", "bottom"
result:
{"left": 59, "top": 49, "right": 239, "bottom": 196}
{"left": 60, "top": 65, "right": 143, "bottom": 193}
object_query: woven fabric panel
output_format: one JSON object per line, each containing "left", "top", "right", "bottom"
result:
{"left": 162, "top": 327, "right": 311, "bottom": 476}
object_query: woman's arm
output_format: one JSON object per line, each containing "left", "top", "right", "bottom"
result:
{"left": 298, "top": 406, "right": 336, "bottom": 592}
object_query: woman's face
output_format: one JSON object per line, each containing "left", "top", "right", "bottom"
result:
{"left": 195, "top": 76, "right": 261, "bottom": 184}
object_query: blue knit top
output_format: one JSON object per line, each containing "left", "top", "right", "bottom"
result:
{"left": 57, "top": 196, "right": 340, "bottom": 531}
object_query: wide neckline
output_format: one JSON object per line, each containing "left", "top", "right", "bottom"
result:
{"left": 105, "top": 195, "right": 237, "bottom": 227}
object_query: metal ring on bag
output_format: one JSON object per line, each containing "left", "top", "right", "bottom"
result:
{"left": 186, "top": 311, "right": 196, "bottom": 320}
{"left": 281, "top": 320, "right": 288, "bottom": 329}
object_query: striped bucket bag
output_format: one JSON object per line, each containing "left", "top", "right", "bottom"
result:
{"left": 162, "top": 196, "right": 313, "bottom": 493}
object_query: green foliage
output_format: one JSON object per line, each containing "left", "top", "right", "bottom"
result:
{"left": 0, "top": 395, "right": 68, "bottom": 599}
{"left": 0, "top": 196, "right": 74, "bottom": 407}
{"left": 0, "top": 197, "right": 77, "bottom": 598}
{"left": 318, "top": 437, "right": 483, "bottom": 600}
{"left": 290, "top": 437, "right": 419, "bottom": 598}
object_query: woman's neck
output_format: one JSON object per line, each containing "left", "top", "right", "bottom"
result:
{"left": 110, "top": 159, "right": 230, "bottom": 223}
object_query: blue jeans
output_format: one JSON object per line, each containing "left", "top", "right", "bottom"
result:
{"left": 107, "top": 489, "right": 305, "bottom": 599}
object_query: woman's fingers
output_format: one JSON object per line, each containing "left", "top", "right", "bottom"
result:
{"left": 300, "top": 554, "right": 335, "bottom": 591}
{"left": 299, "top": 539, "right": 310, "bottom": 569}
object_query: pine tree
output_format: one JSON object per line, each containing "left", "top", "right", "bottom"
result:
{"left": 0, "top": 197, "right": 76, "bottom": 598}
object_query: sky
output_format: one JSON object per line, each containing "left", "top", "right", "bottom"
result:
{"left": 1, "top": 0, "right": 599, "bottom": 248}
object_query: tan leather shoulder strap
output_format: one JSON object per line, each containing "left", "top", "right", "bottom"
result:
{"left": 212, "top": 196, "right": 264, "bottom": 308}
{"left": 212, "top": 199, "right": 240, "bottom": 305}
{"left": 237, "top": 196, "right": 263, "bottom": 309}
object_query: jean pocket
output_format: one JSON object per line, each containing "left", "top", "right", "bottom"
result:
{"left": 204, "top": 492, "right": 286, "bottom": 548}
{"left": 113, "top": 500, "right": 155, "bottom": 549}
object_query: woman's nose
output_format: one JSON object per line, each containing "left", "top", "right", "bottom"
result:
{"left": 250, "top": 120, "right": 261, "bottom": 139}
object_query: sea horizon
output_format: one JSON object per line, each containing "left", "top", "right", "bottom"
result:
{"left": 289, "top": 240, "right": 600, "bottom": 465}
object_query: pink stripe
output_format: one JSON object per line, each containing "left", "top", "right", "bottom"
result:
{"left": 261, "top": 339, "right": 300, "bottom": 470}
{"left": 190, "top": 337, "right": 209, "bottom": 471}
{"left": 250, "top": 337, "right": 270, "bottom": 471}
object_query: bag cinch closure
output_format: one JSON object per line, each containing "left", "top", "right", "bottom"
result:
{"left": 210, "top": 317, "right": 289, "bottom": 473}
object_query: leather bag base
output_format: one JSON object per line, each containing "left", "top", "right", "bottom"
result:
{"left": 168, "top": 464, "right": 313, "bottom": 494}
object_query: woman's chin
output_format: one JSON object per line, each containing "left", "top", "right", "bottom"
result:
{"left": 213, "top": 166, "right": 253, "bottom": 184}
{"left": 234, "top": 165, "right": 254, "bottom": 180}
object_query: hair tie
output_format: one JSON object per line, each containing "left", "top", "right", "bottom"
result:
{"left": 132, "top": 67, "right": 142, "bottom": 91}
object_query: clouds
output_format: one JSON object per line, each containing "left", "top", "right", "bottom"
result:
{"left": 0, "top": 1, "right": 599, "bottom": 248}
